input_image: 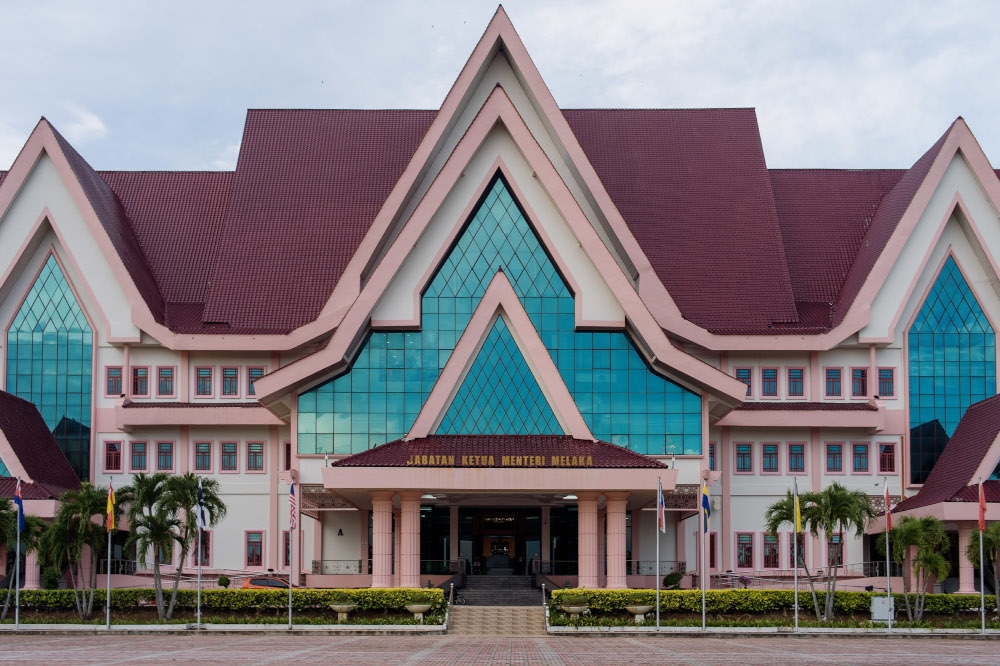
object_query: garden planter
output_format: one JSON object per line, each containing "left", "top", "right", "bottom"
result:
{"left": 625, "top": 604, "right": 653, "bottom": 623}
{"left": 559, "top": 604, "right": 588, "bottom": 619}
{"left": 405, "top": 603, "right": 433, "bottom": 623}
{"left": 328, "top": 603, "right": 357, "bottom": 622}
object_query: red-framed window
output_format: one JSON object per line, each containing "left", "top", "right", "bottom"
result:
{"left": 826, "top": 443, "right": 843, "bottom": 473}
{"left": 130, "top": 441, "right": 148, "bottom": 471}
{"left": 709, "top": 442, "right": 716, "bottom": 471}
{"left": 824, "top": 368, "right": 842, "bottom": 397}
{"left": 735, "top": 443, "right": 753, "bottom": 473}
{"left": 879, "top": 443, "right": 896, "bottom": 474}
{"left": 851, "top": 367, "right": 867, "bottom": 397}
{"left": 194, "top": 442, "right": 213, "bottom": 472}
{"left": 105, "top": 441, "right": 122, "bottom": 472}
{"left": 283, "top": 531, "right": 292, "bottom": 568}
{"left": 735, "top": 368, "right": 752, "bottom": 396}
{"left": 708, "top": 532, "right": 718, "bottom": 570}
{"left": 788, "top": 443, "right": 806, "bottom": 473}
{"left": 222, "top": 367, "right": 239, "bottom": 397}
{"left": 156, "top": 441, "right": 174, "bottom": 471}
{"left": 828, "top": 534, "right": 844, "bottom": 567}
{"left": 196, "top": 367, "right": 213, "bottom": 396}
{"left": 284, "top": 442, "right": 292, "bottom": 471}
{"left": 193, "top": 531, "right": 211, "bottom": 566}
{"left": 157, "top": 367, "right": 175, "bottom": 397}
{"left": 246, "top": 532, "right": 263, "bottom": 567}
{"left": 248, "top": 367, "right": 265, "bottom": 396}
{"left": 852, "top": 443, "right": 870, "bottom": 473}
{"left": 763, "top": 534, "right": 780, "bottom": 568}
{"left": 761, "top": 368, "right": 778, "bottom": 397}
{"left": 736, "top": 533, "right": 754, "bottom": 569}
{"left": 132, "top": 366, "right": 149, "bottom": 396}
{"left": 762, "top": 443, "right": 779, "bottom": 473}
{"left": 221, "top": 442, "right": 238, "bottom": 471}
{"left": 247, "top": 442, "right": 265, "bottom": 471}
{"left": 878, "top": 368, "right": 895, "bottom": 397}
{"left": 106, "top": 367, "right": 123, "bottom": 396}
{"left": 787, "top": 368, "right": 804, "bottom": 397}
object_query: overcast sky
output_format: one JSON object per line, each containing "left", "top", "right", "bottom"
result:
{"left": 2, "top": 1, "right": 998, "bottom": 172}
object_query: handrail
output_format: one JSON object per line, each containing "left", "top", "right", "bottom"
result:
{"left": 541, "top": 583, "right": 546, "bottom": 606}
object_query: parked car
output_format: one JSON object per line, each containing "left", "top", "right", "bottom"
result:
{"left": 241, "top": 576, "right": 290, "bottom": 589}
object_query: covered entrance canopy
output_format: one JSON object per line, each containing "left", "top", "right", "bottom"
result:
{"left": 321, "top": 435, "right": 680, "bottom": 589}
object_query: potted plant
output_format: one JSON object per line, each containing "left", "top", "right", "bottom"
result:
{"left": 405, "top": 590, "right": 434, "bottom": 623}
{"left": 557, "top": 592, "right": 590, "bottom": 619}
{"left": 624, "top": 593, "right": 653, "bottom": 624}
{"left": 328, "top": 590, "right": 357, "bottom": 622}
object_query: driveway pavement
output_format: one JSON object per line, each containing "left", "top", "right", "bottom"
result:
{"left": 2, "top": 634, "right": 998, "bottom": 665}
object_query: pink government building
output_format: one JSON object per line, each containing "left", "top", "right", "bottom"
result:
{"left": 1, "top": 9, "right": 998, "bottom": 595}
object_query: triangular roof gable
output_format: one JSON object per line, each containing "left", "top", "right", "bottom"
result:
{"left": 0, "top": 118, "right": 161, "bottom": 342}
{"left": 406, "top": 271, "right": 593, "bottom": 440}
{"left": 893, "top": 394, "right": 1000, "bottom": 513}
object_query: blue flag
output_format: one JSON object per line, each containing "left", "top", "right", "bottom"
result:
{"left": 14, "top": 478, "right": 25, "bottom": 533}
{"left": 701, "top": 482, "right": 711, "bottom": 534}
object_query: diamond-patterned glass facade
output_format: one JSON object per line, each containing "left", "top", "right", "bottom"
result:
{"left": 298, "top": 175, "right": 702, "bottom": 455}
{"left": 6, "top": 255, "right": 93, "bottom": 479}
{"left": 438, "top": 316, "right": 561, "bottom": 435}
{"left": 908, "top": 256, "right": 996, "bottom": 483}
{"left": 0, "top": 456, "right": 9, "bottom": 476}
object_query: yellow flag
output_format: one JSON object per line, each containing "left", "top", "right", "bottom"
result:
{"left": 793, "top": 479, "right": 802, "bottom": 533}
{"left": 107, "top": 481, "right": 115, "bottom": 532}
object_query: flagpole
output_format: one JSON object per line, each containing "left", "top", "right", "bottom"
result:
{"left": 793, "top": 479, "right": 798, "bottom": 632}
{"left": 885, "top": 479, "right": 892, "bottom": 634}
{"left": 700, "top": 489, "right": 706, "bottom": 632}
{"left": 105, "top": 528, "right": 112, "bottom": 630}
{"left": 14, "top": 514, "right": 20, "bottom": 631}
{"left": 980, "top": 477, "right": 986, "bottom": 635}
{"left": 197, "top": 527, "right": 202, "bottom": 628}
{"left": 288, "top": 482, "right": 295, "bottom": 630}
{"left": 655, "top": 476, "right": 661, "bottom": 632}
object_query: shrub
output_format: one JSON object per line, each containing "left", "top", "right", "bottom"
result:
{"left": 407, "top": 590, "right": 434, "bottom": 604}
{"left": 663, "top": 572, "right": 682, "bottom": 589}
{"left": 41, "top": 568, "right": 61, "bottom": 591}
{"left": 217, "top": 576, "right": 230, "bottom": 589}
{"left": 558, "top": 593, "right": 589, "bottom": 606}
{"left": 328, "top": 591, "right": 353, "bottom": 605}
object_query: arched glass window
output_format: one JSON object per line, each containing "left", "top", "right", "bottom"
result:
{"left": 6, "top": 256, "right": 92, "bottom": 479}
{"left": 908, "top": 256, "right": 995, "bottom": 483}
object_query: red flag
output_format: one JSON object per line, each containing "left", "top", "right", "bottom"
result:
{"left": 885, "top": 483, "right": 892, "bottom": 532}
{"left": 979, "top": 479, "right": 987, "bottom": 533}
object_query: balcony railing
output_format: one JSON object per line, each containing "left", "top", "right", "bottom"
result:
{"left": 310, "top": 559, "right": 372, "bottom": 575}
{"left": 843, "top": 560, "right": 902, "bottom": 578}
{"left": 626, "top": 560, "right": 686, "bottom": 576}
{"left": 420, "top": 559, "right": 464, "bottom": 575}
{"left": 97, "top": 559, "right": 137, "bottom": 576}
{"left": 532, "top": 560, "right": 578, "bottom": 575}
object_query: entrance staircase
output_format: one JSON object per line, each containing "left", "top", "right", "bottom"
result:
{"left": 448, "top": 605, "right": 547, "bottom": 637}
{"left": 459, "top": 574, "right": 540, "bottom": 606}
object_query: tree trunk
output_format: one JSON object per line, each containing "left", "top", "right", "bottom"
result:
{"left": 798, "top": 549, "right": 822, "bottom": 621}
{"left": 824, "top": 562, "right": 837, "bottom": 621}
{"left": 1, "top": 563, "right": 14, "bottom": 620}
{"left": 993, "top": 548, "right": 999, "bottom": 618}
{"left": 167, "top": 525, "right": 191, "bottom": 620}
{"left": 68, "top": 559, "right": 85, "bottom": 620}
{"left": 152, "top": 559, "right": 165, "bottom": 620}
{"left": 85, "top": 547, "right": 99, "bottom": 619}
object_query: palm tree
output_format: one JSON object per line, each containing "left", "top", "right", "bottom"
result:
{"left": 801, "top": 482, "right": 877, "bottom": 620}
{"left": 764, "top": 490, "right": 822, "bottom": 620}
{"left": 879, "top": 516, "right": 950, "bottom": 622}
{"left": 118, "top": 473, "right": 174, "bottom": 620}
{"left": 39, "top": 483, "right": 109, "bottom": 620}
{"left": 161, "top": 473, "right": 227, "bottom": 619}
{"left": 966, "top": 522, "right": 1000, "bottom": 618}
{"left": 1, "top": 499, "right": 46, "bottom": 620}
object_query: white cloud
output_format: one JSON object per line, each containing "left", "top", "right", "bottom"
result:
{"left": 60, "top": 104, "right": 109, "bottom": 145}
{"left": 209, "top": 141, "right": 241, "bottom": 171}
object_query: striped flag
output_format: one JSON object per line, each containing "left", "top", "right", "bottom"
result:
{"left": 289, "top": 483, "right": 297, "bottom": 530}
{"left": 979, "top": 479, "right": 987, "bottom": 533}
{"left": 13, "top": 478, "right": 25, "bottom": 533}
{"left": 701, "top": 482, "right": 711, "bottom": 534}
{"left": 656, "top": 477, "right": 666, "bottom": 533}
{"left": 106, "top": 480, "right": 115, "bottom": 532}
{"left": 793, "top": 478, "right": 802, "bottom": 534}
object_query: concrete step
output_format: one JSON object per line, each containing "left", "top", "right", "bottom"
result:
{"left": 448, "top": 605, "right": 547, "bottom": 637}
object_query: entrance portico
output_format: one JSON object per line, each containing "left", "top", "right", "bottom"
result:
{"left": 321, "top": 435, "right": 678, "bottom": 589}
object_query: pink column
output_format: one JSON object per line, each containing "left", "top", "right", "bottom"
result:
{"left": 394, "top": 512, "right": 401, "bottom": 587}
{"left": 370, "top": 492, "right": 394, "bottom": 587}
{"left": 605, "top": 492, "right": 628, "bottom": 589}
{"left": 23, "top": 551, "right": 41, "bottom": 590}
{"left": 577, "top": 492, "right": 600, "bottom": 588}
{"left": 957, "top": 524, "right": 977, "bottom": 594}
{"left": 399, "top": 492, "right": 421, "bottom": 588}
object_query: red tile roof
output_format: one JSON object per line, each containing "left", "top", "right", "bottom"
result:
{"left": 893, "top": 394, "right": 1000, "bottom": 513}
{"left": 0, "top": 390, "right": 81, "bottom": 498}
{"left": 948, "top": 481, "right": 1000, "bottom": 503}
{"left": 331, "top": 435, "right": 668, "bottom": 468}
{"left": 734, "top": 401, "right": 878, "bottom": 412}
{"left": 0, "top": 478, "right": 57, "bottom": 500}
{"left": 565, "top": 109, "right": 798, "bottom": 333}
{"left": 25, "top": 110, "right": 977, "bottom": 337}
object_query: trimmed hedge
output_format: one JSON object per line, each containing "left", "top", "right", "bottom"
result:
{"left": 15, "top": 587, "right": 444, "bottom": 613}
{"left": 550, "top": 588, "right": 997, "bottom": 616}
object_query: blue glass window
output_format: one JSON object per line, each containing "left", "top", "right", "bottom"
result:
{"left": 437, "top": 317, "right": 561, "bottom": 435}
{"left": 762, "top": 443, "right": 779, "bottom": 472}
{"left": 826, "top": 444, "right": 843, "bottom": 472}
{"left": 297, "top": 176, "right": 702, "bottom": 455}
{"left": 6, "top": 255, "right": 92, "bottom": 479}
{"left": 787, "top": 368, "right": 804, "bottom": 397}
{"left": 157, "top": 442, "right": 173, "bottom": 471}
{"left": 852, "top": 443, "right": 869, "bottom": 473}
{"left": 761, "top": 369, "right": 777, "bottom": 397}
{"left": 825, "top": 369, "right": 842, "bottom": 397}
{"left": 877, "top": 368, "right": 894, "bottom": 397}
{"left": 851, "top": 368, "right": 867, "bottom": 397}
{"left": 735, "top": 368, "right": 752, "bottom": 395}
{"left": 157, "top": 367, "right": 174, "bottom": 396}
{"left": 131, "top": 442, "right": 147, "bottom": 471}
{"left": 0, "top": 456, "right": 9, "bottom": 476}
{"left": 788, "top": 444, "right": 805, "bottom": 473}
{"left": 736, "top": 443, "right": 752, "bottom": 472}
{"left": 908, "top": 257, "right": 996, "bottom": 483}
{"left": 709, "top": 443, "right": 716, "bottom": 471}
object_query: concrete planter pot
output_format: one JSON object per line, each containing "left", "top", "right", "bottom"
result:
{"left": 559, "top": 604, "right": 589, "bottom": 619}
{"left": 405, "top": 603, "right": 433, "bottom": 623}
{"left": 328, "top": 603, "right": 357, "bottom": 622}
{"left": 625, "top": 604, "right": 653, "bottom": 623}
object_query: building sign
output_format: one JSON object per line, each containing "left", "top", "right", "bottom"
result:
{"left": 404, "top": 454, "right": 594, "bottom": 467}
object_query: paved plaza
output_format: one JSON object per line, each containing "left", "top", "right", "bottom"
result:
{"left": 2, "top": 634, "right": 999, "bottom": 665}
